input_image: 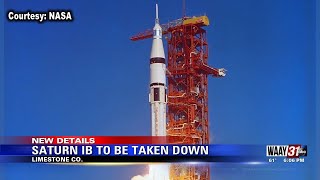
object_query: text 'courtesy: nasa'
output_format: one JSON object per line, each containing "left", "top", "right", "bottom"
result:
{"left": 7, "top": 10, "right": 73, "bottom": 23}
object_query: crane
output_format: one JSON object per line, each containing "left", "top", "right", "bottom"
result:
{"left": 131, "top": 16, "right": 209, "bottom": 41}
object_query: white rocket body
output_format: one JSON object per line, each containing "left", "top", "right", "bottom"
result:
{"left": 149, "top": 4, "right": 167, "bottom": 137}
{"left": 149, "top": 4, "right": 169, "bottom": 180}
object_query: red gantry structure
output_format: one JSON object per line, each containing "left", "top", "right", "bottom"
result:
{"left": 131, "top": 7, "right": 226, "bottom": 180}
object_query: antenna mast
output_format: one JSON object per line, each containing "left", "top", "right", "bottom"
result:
{"left": 182, "top": 0, "right": 186, "bottom": 18}
{"left": 155, "top": 1, "right": 160, "bottom": 24}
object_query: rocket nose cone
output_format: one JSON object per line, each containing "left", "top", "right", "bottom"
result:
{"left": 151, "top": 38, "right": 165, "bottom": 59}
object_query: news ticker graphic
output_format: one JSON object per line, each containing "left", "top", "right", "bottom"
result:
{"left": 0, "top": 136, "right": 307, "bottom": 164}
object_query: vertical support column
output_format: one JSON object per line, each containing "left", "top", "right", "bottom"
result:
{"left": 167, "top": 24, "right": 211, "bottom": 180}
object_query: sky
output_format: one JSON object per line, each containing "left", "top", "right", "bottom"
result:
{"left": 1, "top": 0, "right": 318, "bottom": 179}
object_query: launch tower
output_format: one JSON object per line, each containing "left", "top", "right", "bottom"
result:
{"left": 131, "top": 3, "right": 226, "bottom": 180}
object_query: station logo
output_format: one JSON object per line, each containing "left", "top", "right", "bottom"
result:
{"left": 266, "top": 145, "right": 307, "bottom": 158}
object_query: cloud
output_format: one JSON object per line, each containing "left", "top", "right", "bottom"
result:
{"left": 131, "top": 175, "right": 151, "bottom": 180}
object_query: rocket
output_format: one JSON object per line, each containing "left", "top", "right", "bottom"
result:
{"left": 148, "top": 3, "right": 169, "bottom": 179}
{"left": 149, "top": 3, "right": 167, "bottom": 137}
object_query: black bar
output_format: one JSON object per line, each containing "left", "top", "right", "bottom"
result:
{"left": 150, "top": 57, "right": 165, "bottom": 64}
{"left": 150, "top": 83, "right": 165, "bottom": 87}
